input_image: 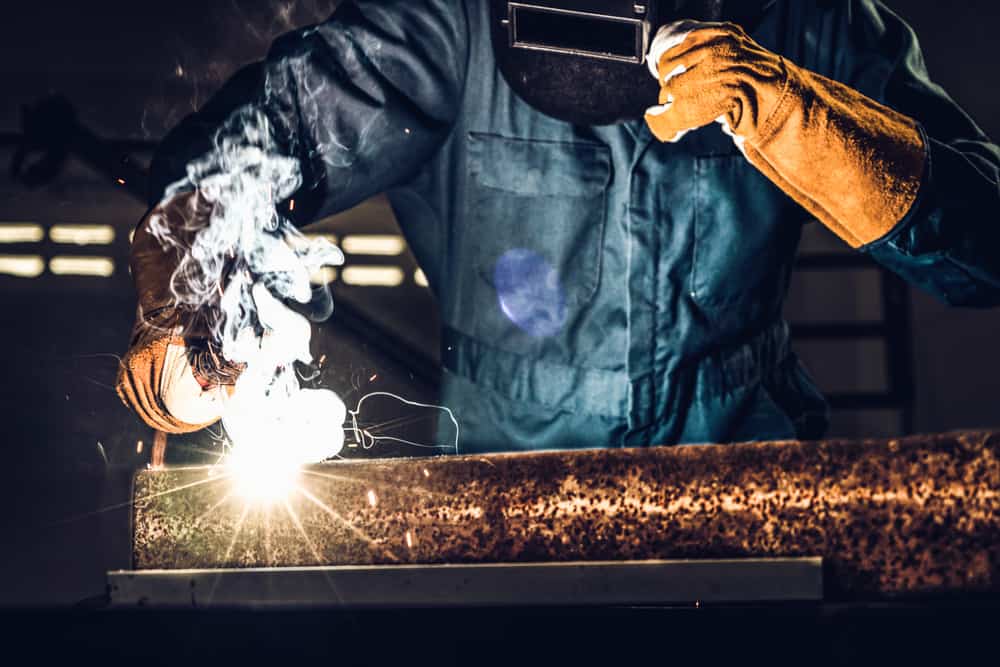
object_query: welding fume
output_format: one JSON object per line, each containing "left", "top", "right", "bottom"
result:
{"left": 114, "top": 0, "right": 1000, "bottom": 465}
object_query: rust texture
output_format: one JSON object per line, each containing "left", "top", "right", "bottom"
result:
{"left": 132, "top": 431, "right": 1000, "bottom": 597}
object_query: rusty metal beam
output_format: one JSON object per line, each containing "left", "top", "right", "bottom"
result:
{"left": 132, "top": 431, "right": 1000, "bottom": 599}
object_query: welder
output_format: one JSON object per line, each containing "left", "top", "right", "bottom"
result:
{"left": 117, "top": 1, "right": 1000, "bottom": 454}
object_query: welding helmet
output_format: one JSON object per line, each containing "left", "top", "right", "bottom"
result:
{"left": 490, "top": 1, "right": 765, "bottom": 126}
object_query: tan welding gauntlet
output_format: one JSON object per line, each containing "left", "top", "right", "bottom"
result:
{"left": 644, "top": 21, "right": 926, "bottom": 248}
{"left": 116, "top": 192, "right": 240, "bottom": 434}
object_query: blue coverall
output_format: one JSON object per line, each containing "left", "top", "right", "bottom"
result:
{"left": 149, "top": 0, "right": 1000, "bottom": 453}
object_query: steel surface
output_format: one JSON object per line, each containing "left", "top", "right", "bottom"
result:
{"left": 132, "top": 431, "right": 1000, "bottom": 597}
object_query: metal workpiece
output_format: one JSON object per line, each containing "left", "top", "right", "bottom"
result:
{"left": 109, "top": 558, "right": 822, "bottom": 608}
{"left": 132, "top": 431, "right": 1000, "bottom": 598}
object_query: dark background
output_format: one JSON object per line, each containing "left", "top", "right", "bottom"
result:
{"left": 0, "top": 1, "right": 997, "bottom": 606}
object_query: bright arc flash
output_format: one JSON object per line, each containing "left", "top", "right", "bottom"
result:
{"left": 225, "top": 447, "right": 302, "bottom": 505}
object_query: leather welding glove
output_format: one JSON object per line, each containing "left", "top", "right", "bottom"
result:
{"left": 644, "top": 20, "right": 926, "bottom": 248}
{"left": 115, "top": 191, "right": 241, "bottom": 434}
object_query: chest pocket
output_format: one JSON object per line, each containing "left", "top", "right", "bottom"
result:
{"left": 691, "top": 151, "right": 800, "bottom": 327}
{"left": 457, "top": 132, "right": 610, "bottom": 344}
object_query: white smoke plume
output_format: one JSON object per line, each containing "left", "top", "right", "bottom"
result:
{"left": 152, "top": 105, "right": 347, "bottom": 479}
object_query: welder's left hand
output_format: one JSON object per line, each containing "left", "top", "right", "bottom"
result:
{"left": 644, "top": 20, "right": 927, "bottom": 249}
{"left": 643, "top": 20, "right": 786, "bottom": 145}
{"left": 116, "top": 192, "right": 242, "bottom": 434}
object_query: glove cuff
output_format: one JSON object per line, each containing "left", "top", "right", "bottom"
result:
{"left": 744, "top": 62, "right": 926, "bottom": 248}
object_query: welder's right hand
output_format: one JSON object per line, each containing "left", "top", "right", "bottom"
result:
{"left": 115, "top": 192, "right": 241, "bottom": 434}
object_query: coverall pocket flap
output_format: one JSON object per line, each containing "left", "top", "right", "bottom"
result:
{"left": 458, "top": 133, "right": 610, "bottom": 342}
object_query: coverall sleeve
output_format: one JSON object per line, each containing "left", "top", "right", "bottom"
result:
{"left": 830, "top": 0, "right": 1000, "bottom": 307}
{"left": 148, "top": 0, "right": 468, "bottom": 222}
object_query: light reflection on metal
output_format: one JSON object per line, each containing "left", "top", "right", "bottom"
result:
{"left": 49, "top": 256, "right": 115, "bottom": 277}
{"left": 50, "top": 224, "right": 116, "bottom": 246}
{"left": 414, "top": 268, "right": 429, "bottom": 287}
{"left": 0, "top": 255, "right": 45, "bottom": 277}
{"left": 341, "top": 235, "right": 406, "bottom": 256}
{"left": 342, "top": 266, "right": 405, "bottom": 287}
{"left": 0, "top": 224, "right": 45, "bottom": 244}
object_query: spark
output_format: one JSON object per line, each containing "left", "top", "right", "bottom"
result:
{"left": 282, "top": 499, "right": 325, "bottom": 564}
{"left": 203, "top": 503, "right": 251, "bottom": 605}
{"left": 222, "top": 504, "right": 251, "bottom": 564}
{"left": 422, "top": 468, "right": 430, "bottom": 478}
{"left": 194, "top": 489, "right": 236, "bottom": 524}
{"left": 281, "top": 498, "right": 353, "bottom": 602}
{"left": 369, "top": 373, "right": 377, "bottom": 382}
{"left": 117, "top": 178, "right": 126, "bottom": 186}
{"left": 367, "top": 489, "right": 377, "bottom": 507}
{"left": 136, "top": 440, "right": 143, "bottom": 454}
{"left": 263, "top": 505, "right": 274, "bottom": 566}
{"left": 46, "top": 472, "right": 229, "bottom": 527}
{"left": 296, "top": 485, "right": 400, "bottom": 561}
{"left": 405, "top": 530, "right": 414, "bottom": 548}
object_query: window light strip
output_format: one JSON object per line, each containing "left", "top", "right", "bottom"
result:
{"left": 341, "top": 266, "right": 405, "bottom": 287}
{"left": 49, "top": 256, "right": 115, "bottom": 277}
{"left": 341, "top": 235, "right": 405, "bottom": 256}
{"left": 0, "top": 255, "right": 45, "bottom": 277}
{"left": 0, "top": 224, "right": 45, "bottom": 244}
{"left": 50, "top": 225, "right": 116, "bottom": 246}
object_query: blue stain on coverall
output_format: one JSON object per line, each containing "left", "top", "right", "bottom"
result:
{"left": 149, "top": 1, "right": 1000, "bottom": 454}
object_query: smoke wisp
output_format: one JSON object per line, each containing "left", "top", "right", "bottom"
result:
{"left": 153, "top": 105, "right": 347, "bottom": 473}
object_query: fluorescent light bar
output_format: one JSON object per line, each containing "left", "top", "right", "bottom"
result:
{"left": 49, "top": 256, "right": 115, "bottom": 277}
{"left": 310, "top": 267, "right": 338, "bottom": 285}
{"left": 0, "top": 224, "right": 45, "bottom": 244}
{"left": 414, "top": 268, "right": 429, "bottom": 287}
{"left": 341, "top": 235, "right": 405, "bottom": 256}
{"left": 50, "top": 225, "right": 116, "bottom": 246}
{"left": 341, "top": 266, "right": 405, "bottom": 287}
{"left": 0, "top": 255, "right": 45, "bottom": 277}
